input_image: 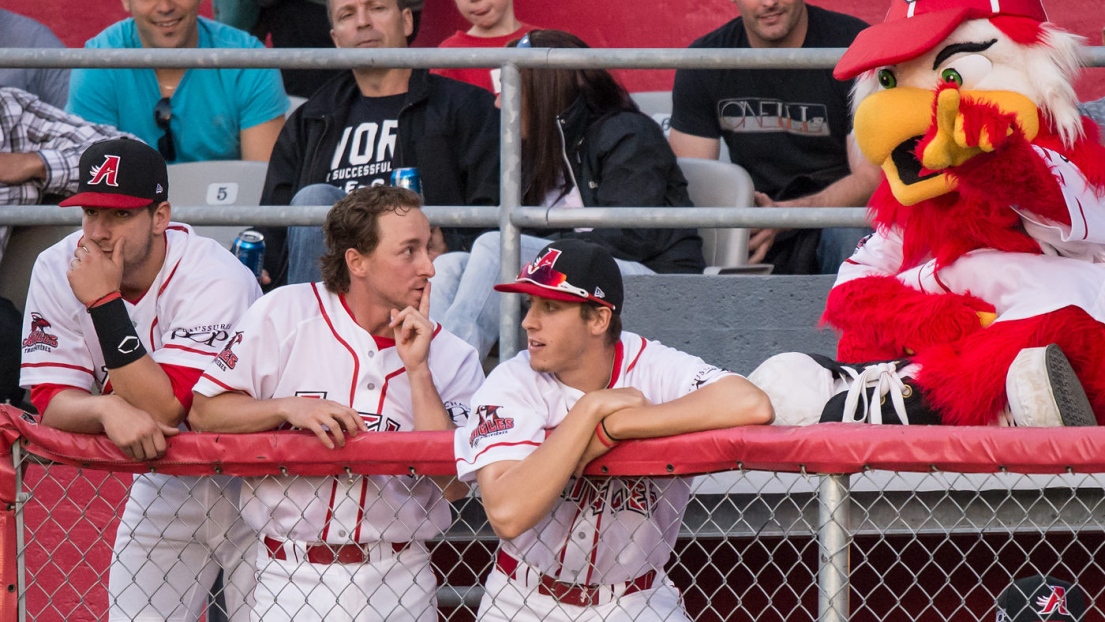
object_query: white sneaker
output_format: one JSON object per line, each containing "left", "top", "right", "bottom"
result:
{"left": 749, "top": 352, "right": 846, "bottom": 426}
{"left": 749, "top": 353, "right": 935, "bottom": 425}
{"left": 1006, "top": 344, "right": 1096, "bottom": 427}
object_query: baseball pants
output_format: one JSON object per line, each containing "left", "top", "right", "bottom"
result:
{"left": 109, "top": 474, "right": 257, "bottom": 621}
{"left": 476, "top": 567, "right": 689, "bottom": 622}
{"left": 250, "top": 540, "right": 437, "bottom": 621}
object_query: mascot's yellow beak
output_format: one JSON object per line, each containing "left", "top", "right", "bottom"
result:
{"left": 854, "top": 86, "right": 1039, "bottom": 206}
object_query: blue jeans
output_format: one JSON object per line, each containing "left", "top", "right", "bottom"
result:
{"left": 430, "top": 231, "right": 654, "bottom": 359}
{"left": 286, "top": 184, "right": 346, "bottom": 284}
{"left": 817, "top": 226, "right": 873, "bottom": 275}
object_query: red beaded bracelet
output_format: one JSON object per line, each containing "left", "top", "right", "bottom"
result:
{"left": 595, "top": 422, "right": 619, "bottom": 449}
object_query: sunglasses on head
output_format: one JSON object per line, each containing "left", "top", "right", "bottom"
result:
{"left": 518, "top": 262, "right": 588, "bottom": 299}
{"left": 153, "top": 97, "right": 176, "bottom": 162}
{"left": 515, "top": 33, "right": 532, "bottom": 48}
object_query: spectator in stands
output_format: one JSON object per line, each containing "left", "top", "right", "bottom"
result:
{"left": 214, "top": 0, "right": 425, "bottom": 97}
{"left": 67, "top": 0, "right": 287, "bottom": 163}
{"left": 0, "top": 9, "right": 70, "bottom": 109}
{"left": 454, "top": 238, "right": 772, "bottom": 621}
{"left": 431, "top": 0, "right": 535, "bottom": 94}
{"left": 258, "top": 0, "right": 499, "bottom": 286}
{"left": 190, "top": 186, "right": 483, "bottom": 620}
{"left": 430, "top": 29, "right": 703, "bottom": 360}
{"left": 20, "top": 138, "right": 261, "bottom": 620}
{"left": 670, "top": 0, "right": 881, "bottom": 275}
{"left": 0, "top": 87, "right": 128, "bottom": 408}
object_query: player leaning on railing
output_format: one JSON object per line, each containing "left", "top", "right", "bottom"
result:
{"left": 190, "top": 185, "right": 484, "bottom": 621}
{"left": 18, "top": 137, "right": 262, "bottom": 620}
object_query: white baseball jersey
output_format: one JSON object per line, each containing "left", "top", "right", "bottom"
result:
{"left": 837, "top": 146, "right": 1105, "bottom": 324}
{"left": 20, "top": 223, "right": 262, "bottom": 393}
{"left": 454, "top": 331, "right": 734, "bottom": 586}
{"left": 19, "top": 223, "right": 263, "bottom": 621}
{"left": 193, "top": 282, "right": 485, "bottom": 545}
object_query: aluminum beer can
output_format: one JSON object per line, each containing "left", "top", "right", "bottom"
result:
{"left": 232, "top": 229, "right": 265, "bottom": 278}
{"left": 390, "top": 167, "right": 423, "bottom": 196}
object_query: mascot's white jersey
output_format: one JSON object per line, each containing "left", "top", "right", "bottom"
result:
{"left": 837, "top": 146, "right": 1105, "bottom": 323}
{"left": 454, "top": 331, "right": 734, "bottom": 586}
{"left": 193, "top": 282, "right": 484, "bottom": 544}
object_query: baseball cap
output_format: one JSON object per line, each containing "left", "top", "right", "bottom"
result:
{"left": 834, "top": 0, "right": 1049, "bottom": 80}
{"left": 494, "top": 239, "right": 623, "bottom": 313}
{"left": 996, "top": 575, "right": 1086, "bottom": 621}
{"left": 58, "top": 138, "right": 169, "bottom": 209}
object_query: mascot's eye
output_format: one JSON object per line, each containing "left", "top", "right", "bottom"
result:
{"left": 941, "top": 68, "right": 963, "bottom": 86}
{"left": 877, "top": 69, "right": 897, "bottom": 89}
{"left": 936, "top": 54, "right": 992, "bottom": 89}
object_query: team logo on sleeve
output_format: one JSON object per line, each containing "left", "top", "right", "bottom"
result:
{"left": 213, "top": 332, "right": 244, "bottom": 371}
{"left": 88, "top": 155, "right": 121, "bottom": 187}
{"left": 468, "top": 405, "right": 513, "bottom": 447}
{"left": 22, "top": 313, "right": 59, "bottom": 352}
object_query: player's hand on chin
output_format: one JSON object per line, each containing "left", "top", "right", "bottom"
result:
{"left": 390, "top": 282, "right": 434, "bottom": 373}
{"left": 68, "top": 238, "right": 126, "bottom": 306}
{"left": 280, "top": 397, "right": 362, "bottom": 449}
{"left": 100, "top": 396, "right": 180, "bottom": 461}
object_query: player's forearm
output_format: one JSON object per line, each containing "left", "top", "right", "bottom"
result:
{"left": 40, "top": 390, "right": 116, "bottom": 434}
{"left": 106, "top": 356, "right": 186, "bottom": 427}
{"left": 477, "top": 404, "right": 605, "bottom": 540}
{"left": 407, "top": 368, "right": 455, "bottom": 431}
{"left": 188, "top": 392, "right": 290, "bottom": 433}
{"left": 604, "top": 376, "right": 774, "bottom": 440}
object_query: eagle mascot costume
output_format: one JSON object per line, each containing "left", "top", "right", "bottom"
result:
{"left": 752, "top": 0, "right": 1105, "bottom": 427}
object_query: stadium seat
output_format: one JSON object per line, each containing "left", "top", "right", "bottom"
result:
{"left": 631, "top": 90, "right": 732, "bottom": 161}
{"left": 166, "top": 160, "right": 269, "bottom": 249}
{"left": 676, "top": 157, "right": 758, "bottom": 274}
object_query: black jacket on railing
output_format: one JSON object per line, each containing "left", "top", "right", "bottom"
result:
{"left": 257, "top": 69, "right": 500, "bottom": 286}
{"left": 534, "top": 96, "right": 705, "bottom": 274}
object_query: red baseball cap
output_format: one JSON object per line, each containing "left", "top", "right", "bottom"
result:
{"left": 834, "top": 0, "right": 1049, "bottom": 80}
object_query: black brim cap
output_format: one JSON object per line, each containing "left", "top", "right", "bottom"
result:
{"left": 495, "top": 239, "right": 623, "bottom": 313}
{"left": 59, "top": 137, "right": 169, "bottom": 209}
{"left": 996, "top": 575, "right": 1086, "bottom": 621}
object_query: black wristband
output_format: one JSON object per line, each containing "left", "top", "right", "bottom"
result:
{"left": 89, "top": 297, "right": 147, "bottom": 369}
{"left": 600, "top": 418, "right": 621, "bottom": 442}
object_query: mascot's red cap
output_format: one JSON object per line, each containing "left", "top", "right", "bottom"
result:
{"left": 834, "top": 0, "right": 1048, "bottom": 80}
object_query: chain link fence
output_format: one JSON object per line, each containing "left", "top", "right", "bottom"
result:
{"left": 2, "top": 409, "right": 1102, "bottom": 621}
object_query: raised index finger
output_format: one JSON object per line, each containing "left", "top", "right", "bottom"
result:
{"left": 419, "top": 282, "right": 432, "bottom": 317}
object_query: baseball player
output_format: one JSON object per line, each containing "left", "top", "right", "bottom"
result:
{"left": 454, "top": 239, "right": 774, "bottom": 621}
{"left": 18, "top": 138, "right": 262, "bottom": 620}
{"left": 190, "top": 186, "right": 484, "bottom": 622}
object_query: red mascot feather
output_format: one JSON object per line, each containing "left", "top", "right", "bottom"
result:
{"left": 822, "top": 0, "right": 1105, "bottom": 426}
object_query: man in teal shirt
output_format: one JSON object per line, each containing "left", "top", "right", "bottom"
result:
{"left": 67, "top": 0, "right": 287, "bottom": 163}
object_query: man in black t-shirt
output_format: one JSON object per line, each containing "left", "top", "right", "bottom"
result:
{"left": 670, "top": 0, "right": 881, "bottom": 274}
{"left": 259, "top": 0, "right": 499, "bottom": 286}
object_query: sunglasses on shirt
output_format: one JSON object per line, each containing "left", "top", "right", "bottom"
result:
{"left": 153, "top": 97, "right": 176, "bottom": 162}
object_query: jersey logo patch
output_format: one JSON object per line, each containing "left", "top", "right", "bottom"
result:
{"left": 691, "top": 366, "right": 729, "bottom": 392}
{"left": 214, "top": 332, "right": 244, "bottom": 371}
{"left": 88, "top": 155, "right": 121, "bottom": 187}
{"left": 360, "top": 412, "right": 401, "bottom": 432}
{"left": 171, "top": 324, "right": 233, "bottom": 347}
{"left": 468, "top": 404, "right": 513, "bottom": 447}
{"left": 563, "top": 477, "right": 658, "bottom": 518}
{"left": 22, "top": 312, "right": 59, "bottom": 352}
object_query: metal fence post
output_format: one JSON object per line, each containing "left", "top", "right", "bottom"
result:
{"left": 818, "top": 473, "right": 850, "bottom": 622}
{"left": 498, "top": 62, "right": 523, "bottom": 361}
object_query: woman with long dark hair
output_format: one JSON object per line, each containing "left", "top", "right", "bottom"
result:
{"left": 430, "top": 29, "right": 703, "bottom": 359}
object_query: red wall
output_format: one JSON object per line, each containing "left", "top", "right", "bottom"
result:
{"left": 7, "top": 0, "right": 1104, "bottom": 99}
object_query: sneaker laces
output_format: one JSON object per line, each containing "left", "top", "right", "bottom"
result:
{"left": 840, "top": 362, "right": 910, "bottom": 425}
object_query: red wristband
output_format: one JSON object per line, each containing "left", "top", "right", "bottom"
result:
{"left": 595, "top": 422, "right": 619, "bottom": 449}
{"left": 87, "top": 291, "right": 122, "bottom": 310}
